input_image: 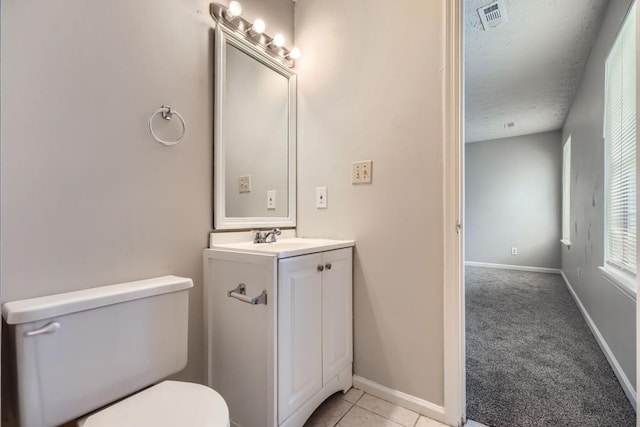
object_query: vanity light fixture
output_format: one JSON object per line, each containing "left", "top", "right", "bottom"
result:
{"left": 267, "top": 34, "right": 285, "bottom": 49}
{"left": 225, "top": 1, "right": 242, "bottom": 20}
{"left": 211, "top": 3, "right": 300, "bottom": 67}
{"left": 286, "top": 48, "right": 301, "bottom": 60}
{"left": 247, "top": 18, "right": 266, "bottom": 35}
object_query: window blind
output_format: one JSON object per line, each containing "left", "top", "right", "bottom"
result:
{"left": 562, "top": 137, "right": 571, "bottom": 243}
{"left": 604, "top": 3, "right": 636, "bottom": 275}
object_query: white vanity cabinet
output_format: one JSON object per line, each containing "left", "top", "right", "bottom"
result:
{"left": 278, "top": 248, "right": 352, "bottom": 424}
{"left": 204, "top": 239, "right": 354, "bottom": 427}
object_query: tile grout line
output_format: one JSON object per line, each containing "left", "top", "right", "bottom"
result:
{"left": 333, "top": 390, "right": 361, "bottom": 427}
{"left": 332, "top": 400, "right": 354, "bottom": 427}
{"left": 353, "top": 391, "right": 364, "bottom": 404}
{"left": 353, "top": 392, "right": 419, "bottom": 427}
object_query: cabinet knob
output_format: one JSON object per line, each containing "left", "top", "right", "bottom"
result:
{"left": 325, "top": 263, "right": 332, "bottom": 270}
{"left": 317, "top": 265, "right": 324, "bottom": 272}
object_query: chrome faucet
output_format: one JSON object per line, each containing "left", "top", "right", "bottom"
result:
{"left": 253, "top": 228, "right": 282, "bottom": 244}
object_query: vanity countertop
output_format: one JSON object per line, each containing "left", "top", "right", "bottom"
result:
{"left": 208, "top": 238, "right": 355, "bottom": 259}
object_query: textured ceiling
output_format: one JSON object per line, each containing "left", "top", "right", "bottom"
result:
{"left": 465, "top": 0, "right": 609, "bottom": 143}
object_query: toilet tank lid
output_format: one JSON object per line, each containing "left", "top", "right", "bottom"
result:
{"left": 2, "top": 275, "right": 193, "bottom": 325}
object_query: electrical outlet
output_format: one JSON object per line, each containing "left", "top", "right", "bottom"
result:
{"left": 267, "top": 190, "right": 276, "bottom": 210}
{"left": 352, "top": 160, "right": 373, "bottom": 184}
{"left": 239, "top": 175, "right": 251, "bottom": 193}
{"left": 316, "top": 187, "right": 327, "bottom": 208}
{"left": 511, "top": 247, "right": 518, "bottom": 255}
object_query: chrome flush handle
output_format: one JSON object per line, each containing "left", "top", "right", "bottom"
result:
{"left": 25, "top": 321, "right": 61, "bottom": 337}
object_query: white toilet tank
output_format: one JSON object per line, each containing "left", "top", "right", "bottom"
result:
{"left": 2, "top": 275, "right": 193, "bottom": 427}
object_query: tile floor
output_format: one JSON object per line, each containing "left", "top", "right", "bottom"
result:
{"left": 304, "top": 388, "right": 449, "bottom": 427}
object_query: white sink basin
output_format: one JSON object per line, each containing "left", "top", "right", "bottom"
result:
{"left": 209, "top": 238, "right": 354, "bottom": 258}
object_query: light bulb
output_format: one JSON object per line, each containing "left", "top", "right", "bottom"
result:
{"left": 288, "top": 47, "right": 301, "bottom": 60}
{"left": 227, "top": 1, "right": 242, "bottom": 18}
{"left": 273, "top": 34, "right": 285, "bottom": 48}
{"left": 251, "top": 19, "right": 266, "bottom": 34}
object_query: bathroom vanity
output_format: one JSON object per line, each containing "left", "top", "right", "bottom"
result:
{"left": 206, "top": 7, "right": 354, "bottom": 426}
{"left": 203, "top": 237, "right": 354, "bottom": 427}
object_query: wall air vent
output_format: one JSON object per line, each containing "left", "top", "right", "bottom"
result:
{"left": 478, "top": 0, "right": 508, "bottom": 30}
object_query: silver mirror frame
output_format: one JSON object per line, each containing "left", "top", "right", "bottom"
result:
{"left": 213, "top": 23, "right": 297, "bottom": 230}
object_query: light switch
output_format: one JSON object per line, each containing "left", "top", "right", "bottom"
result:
{"left": 267, "top": 190, "right": 276, "bottom": 210}
{"left": 239, "top": 175, "right": 251, "bottom": 193}
{"left": 352, "top": 160, "right": 373, "bottom": 184}
{"left": 316, "top": 187, "right": 327, "bottom": 209}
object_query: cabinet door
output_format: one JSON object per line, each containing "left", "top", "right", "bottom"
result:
{"left": 278, "top": 253, "right": 323, "bottom": 424}
{"left": 322, "top": 248, "right": 353, "bottom": 385}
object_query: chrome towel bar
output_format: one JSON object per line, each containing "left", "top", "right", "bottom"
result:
{"left": 228, "top": 283, "right": 267, "bottom": 305}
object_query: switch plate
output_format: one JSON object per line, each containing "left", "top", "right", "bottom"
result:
{"left": 239, "top": 175, "right": 251, "bottom": 193}
{"left": 511, "top": 247, "right": 518, "bottom": 255}
{"left": 316, "top": 187, "right": 327, "bottom": 208}
{"left": 267, "top": 190, "right": 276, "bottom": 210}
{"left": 352, "top": 160, "right": 373, "bottom": 184}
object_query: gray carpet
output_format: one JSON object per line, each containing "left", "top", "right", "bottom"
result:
{"left": 466, "top": 266, "right": 636, "bottom": 427}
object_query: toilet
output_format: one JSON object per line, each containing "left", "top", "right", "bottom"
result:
{"left": 2, "top": 275, "right": 230, "bottom": 427}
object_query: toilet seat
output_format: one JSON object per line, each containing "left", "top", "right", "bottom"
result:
{"left": 82, "top": 380, "right": 230, "bottom": 427}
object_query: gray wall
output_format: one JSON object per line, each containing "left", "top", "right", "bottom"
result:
{"left": 465, "top": 131, "right": 562, "bottom": 269}
{"left": 561, "top": 0, "right": 636, "bottom": 389}
{"left": 295, "top": 0, "right": 446, "bottom": 405}
{"left": 1, "top": 0, "right": 293, "bottom": 396}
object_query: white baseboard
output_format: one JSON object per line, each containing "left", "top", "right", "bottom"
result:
{"left": 352, "top": 375, "right": 446, "bottom": 423}
{"left": 560, "top": 271, "right": 637, "bottom": 410}
{"left": 465, "top": 261, "right": 561, "bottom": 275}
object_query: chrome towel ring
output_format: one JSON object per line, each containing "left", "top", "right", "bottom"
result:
{"left": 148, "top": 105, "right": 186, "bottom": 146}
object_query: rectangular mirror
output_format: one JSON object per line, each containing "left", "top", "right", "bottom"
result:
{"left": 213, "top": 23, "right": 296, "bottom": 230}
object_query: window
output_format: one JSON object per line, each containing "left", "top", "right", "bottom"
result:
{"left": 601, "top": 2, "right": 637, "bottom": 295}
{"left": 562, "top": 136, "right": 571, "bottom": 245}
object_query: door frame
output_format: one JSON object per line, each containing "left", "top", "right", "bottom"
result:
{"left": 444, "top": 4, "right": 640, "bottom": 426}
{"left": 443, "top": 0, "right": 465, "bottom": 425}
{"left": 636, "top": 7, "right": 639, "bottom": 427}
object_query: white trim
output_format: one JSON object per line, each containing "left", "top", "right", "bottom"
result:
{"left": 560, "top": 239, "right": 572, "bottom": 247}
{"left": 212, "top": 24, "right": 297, "bottom": 230}
{"left": 352, "top": 376, "right": 445, "bottom": 423}
{"left": 465, "top": 261, "right": 561, "bottom": 275}
{"left": 636, "top": 0, "right": 639, "bottom": 417}
{"left": 443, "top": 0, "right": 465, "bottom": 426}
{"left": 598, "top": 265, "right": 637, "bottom": 301}
{"left": 560, "top": 271, "right": 637, "bottom": 409}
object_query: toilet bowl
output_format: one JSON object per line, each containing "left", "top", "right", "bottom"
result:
{"left": 2, "top": 275, "right": 230, "bottom": 427}
{"left": 81, "top": 381, "right": 229, "bottom": 427}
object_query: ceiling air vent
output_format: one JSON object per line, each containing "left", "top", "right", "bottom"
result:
{"left": 477, "top": 0, "right": 508, "bottom": 30}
